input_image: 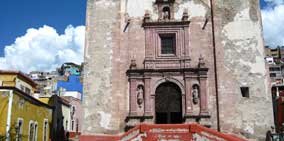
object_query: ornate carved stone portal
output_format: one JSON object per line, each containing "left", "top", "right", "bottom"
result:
{"left": 126, "top": 0, "right": 210, "bottom": 129}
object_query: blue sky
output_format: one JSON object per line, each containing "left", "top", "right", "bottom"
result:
{"left": 0, "top": 0, "right": 86, "bottom": 57}
{"left": 0, "top": 0, "right": 283, "bottom": 72}
{"left": 0, "top": 0, "right": 269, "bottom": 56}
{"left": 260, "top": 0, "right": 267, "bottom": 8}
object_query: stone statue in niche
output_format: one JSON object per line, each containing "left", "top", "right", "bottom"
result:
{"left": 162, "top": 7, "right": 170, "bottom": 20}
{"left": 163, "top": 10, "right": 169, "bottom": 20}
{"left": 192, "top": 85, "right": 199, "bottom": 105}
{"left": 137, "top": 85, "right": 144, "bottom": 108}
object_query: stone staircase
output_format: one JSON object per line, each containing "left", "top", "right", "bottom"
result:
{"left": 80, "top": 124, "right": 246, "bottom": 141}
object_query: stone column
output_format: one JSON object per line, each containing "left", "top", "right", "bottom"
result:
{"left": 129, "top": 79, "right": 137, "bottom": 116}
{"left": 184, "top": 26, "right": 190, "bottom": 57}
{"left": 145, "top": 29, "right": 151, "bottom": 58}
{"left": 144, "top": 77, "right": 152, "bottom": 116}
{"left": 183, "top": 26, "right": 191, "bottom": 68}
{"left": 200, "top": 77, "right": 209, "bottom": 115}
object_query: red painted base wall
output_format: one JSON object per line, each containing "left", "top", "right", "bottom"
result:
{"left": 79, "top": 124, "right": 246, "bottom": 141}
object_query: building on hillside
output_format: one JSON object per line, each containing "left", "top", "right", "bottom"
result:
{"left": 83, "top": 0, "right": 273, "bottom": 140}
{"left": 265, "top": 56, "right": 275, "bottom": 65}
{"left": 264, "top": 57, "right": 284, "bottom": 87}
{"left": 58, "top": 62, "right": 82, "bottom": 76}
{"left": 28, "top": 62, "right": 83, "bottom": 98}
{"left": 29, "top": 71, "right": 59, "bottom": 97}
{"left": 269, "top": 64, "right": 284, "bottom": 85}
{"left": 265, "top": 46, "right": 271, "bottom": 56}
{"left": 0, "top": 70, "right": 52, "bottom": 141}
{"left": 265, "top": 46, "right": 280, "bottom": 60}
{"left": 271, "top": 48, "right": 280, "bottom": 60}
{"left": 265, "top": 46, "right": 284, "bottom": 63}
{"left": 280, "top": 46, "right": 284, "bottom": 61}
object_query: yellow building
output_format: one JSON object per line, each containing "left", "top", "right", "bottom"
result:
{"left": 0, "top": 70, "right": 52, "bottom": 141}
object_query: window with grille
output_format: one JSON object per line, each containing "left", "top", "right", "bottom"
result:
{"left": 16, "top": 118, "right": 23, "bottom": 141}
{"left": 43, "top": 119, "right": 48, "bottom": 141}
{"left": 33, "top": 123, "right": 38, "bottom": 141}
{"left": 160, "top": 34, "right": 176, "bottom": 55}
{"left": 25, "top": 87, "right": 31, "bottom": 95}
{"left": 72, "top": 120, "right": 74, "bottom": 131}
{"left": 29, "top": 122, "right": 34, "bottom": 141}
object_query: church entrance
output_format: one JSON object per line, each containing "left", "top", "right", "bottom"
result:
{"left": 155, "top": 82, "right": 183, "bottom": 124}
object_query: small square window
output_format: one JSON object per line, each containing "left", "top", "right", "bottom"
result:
{"left": 20, "top": 85, "right": 25, "bottom": 91}
{"left": 270, "top": 73, "right": 276, "bottom": 77}
{"left": 25, "top": 87, "right": 31, "bottom": 95}
{"left": 240, "top": 87, "right": 249, "bottom": 98}
{"left": 160, "top": 34, "right": 175, "bottom": 55}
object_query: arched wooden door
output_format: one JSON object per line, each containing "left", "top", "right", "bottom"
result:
{"left": 155, "top": 82, "right": 183, "bottom": 124}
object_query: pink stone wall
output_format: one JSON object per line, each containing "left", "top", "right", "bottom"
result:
{"left": 83, "top": 0, "right": 273, "bottom": 139}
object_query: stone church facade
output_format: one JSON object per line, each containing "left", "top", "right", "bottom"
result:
{"left": 83, "top": 0, "right": 273, "bottom": 139}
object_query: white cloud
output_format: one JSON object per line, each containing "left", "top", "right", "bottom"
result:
{"left": 261, "top": 2, "right": 284, "bottom": 48}
{"left": 0, "top": 25, "right": 85, "bottom": 73}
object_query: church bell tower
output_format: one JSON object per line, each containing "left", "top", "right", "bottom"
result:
{"left": 83, "top": 0, "right": 273, "bottom": 139}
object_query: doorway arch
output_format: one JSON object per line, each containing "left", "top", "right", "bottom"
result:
{"left": 155, "top": 82, "right": 183, "bottom": 124}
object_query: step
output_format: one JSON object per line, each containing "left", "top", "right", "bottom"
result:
{"left": 79, "top": 124, "right": 246, "bottom": 141}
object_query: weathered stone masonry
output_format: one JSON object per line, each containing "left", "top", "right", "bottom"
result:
{"left": 83, "top": 0, "right": 273, "bottom": 139}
